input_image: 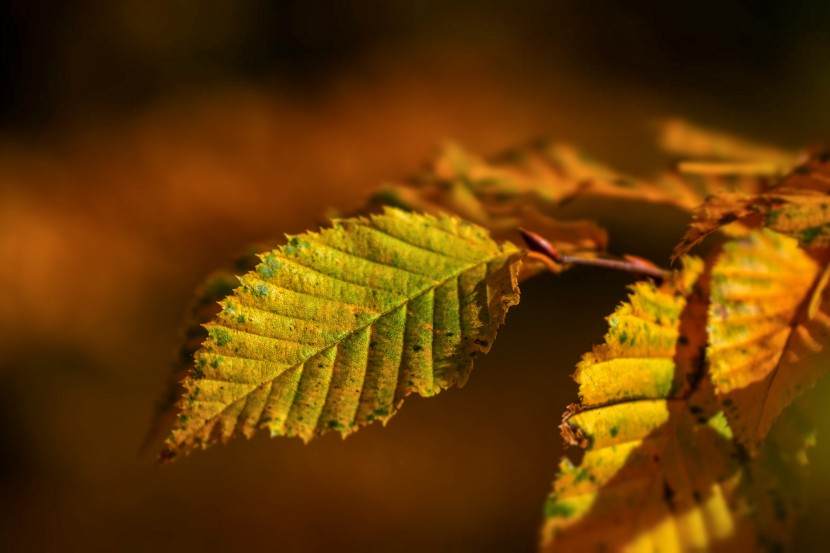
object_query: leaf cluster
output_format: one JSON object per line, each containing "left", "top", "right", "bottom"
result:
{"left": 156, "top": 121, "right": 828, "bottom": 551}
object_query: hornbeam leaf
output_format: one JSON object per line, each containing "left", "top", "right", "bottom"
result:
{"left": 495, "top": 140, "right": 695, "bottom": 208}
{"left": 162, "top": 208, "right": 522, "bottom": 460}
{"left": 370, "top": 142, "right": 610, "bottom": 254}
{"left": 372, "top": 139, "right": 776, "bottom": 238}
{"left": 542, "top": 258, "right": 809, "bottom": 551}
{"left": 474, "top": 142, "right": 764, "bottom": 214}
{"left": 370, "top": 140, "right": 703, "bottom": 239}
{"left": 708, "top": 229, "right": 830, "bottom": 453}
{"left": 655, "top": 170, "right": 770, "bottom": 212}
{"left": 675, "top": 152, "right": 830, "bottom": 257}
{"left": 543, "top": 258, "right": 713, "bottom": 551}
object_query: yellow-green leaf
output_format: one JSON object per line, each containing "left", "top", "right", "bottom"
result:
{"left": 145, "top": 240, "right": 280, "bottom": 449}
{"left": 708, "top": 229, "right": 830, "bottom": 453}
{"left": 542, "top": 258, "right": 809, "bottom": 551}
{"left": 162, "top": 208, "right": 522, "bottom": 460}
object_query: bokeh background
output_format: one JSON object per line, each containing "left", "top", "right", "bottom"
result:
{"left": 1, "top": 1, "right": 829, "bottom": 551}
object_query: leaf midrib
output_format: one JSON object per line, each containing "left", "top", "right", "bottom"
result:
{"left": 192, "top": 244, "right": 520, "bottom": 432}
{"left": 750, "top": 260, "right": 829, "bottom": 445}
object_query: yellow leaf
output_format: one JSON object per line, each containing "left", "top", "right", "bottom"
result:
{"left": 542, "top": 258, "right": 810, "bottom": 551}
{"left": 162, "top": 208, "right": 522, "bottom": 460}
{"left": 708, "top": 229, "right": 830, "bottom": 453}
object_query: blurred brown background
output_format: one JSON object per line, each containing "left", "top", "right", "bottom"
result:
{"left": 1, "top": 1, "right": 829, "bottom": 551}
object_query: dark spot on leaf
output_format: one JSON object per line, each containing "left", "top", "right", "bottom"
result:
{"left": 159, "top": 449, "right": 176, "bottom": 462}
{"left": 734, "top": 443, "right": 751, "bottom": 464}
{"left": 800, "top": 225, "right": 824, "bottom": 245}
{"left": 663, "top": 480, "right": 676, "bottom": 510}
{"left": 209, "top": 327, "right": 233, "bottom": 347}
{"left": 257, "top": 263, "right": 276, "bottom": 279}
{"left": 413, "top": 345, "right": 423, "bottom": 352}
{"left": 545, "top": 500, "right": 576, "bottom": 519}
{"left": 770, "top": 489, "right": 789, "bottom": 521}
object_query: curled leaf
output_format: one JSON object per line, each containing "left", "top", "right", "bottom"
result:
{"left": 675, "top": 152, "right": 830, "bottom": 257}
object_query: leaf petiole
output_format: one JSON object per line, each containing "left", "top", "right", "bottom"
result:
{"left": 520, "top": 228, "right": 668, "bottom": 280}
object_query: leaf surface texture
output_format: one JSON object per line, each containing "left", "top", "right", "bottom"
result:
{"left": 542, "top": 259, "right": 810, "bottom": 551}
{"left": 163, "top": 208, "right": 522, "bottom": 459}
{"left": 708, "top": 229, "right": 830, "bottom": 452}
{"left": 676, "top": 153, "right": 830, "bottom": 257}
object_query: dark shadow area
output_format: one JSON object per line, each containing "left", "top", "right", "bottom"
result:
{"left": 2, "top": 2, "right": 830, "bottom": 551}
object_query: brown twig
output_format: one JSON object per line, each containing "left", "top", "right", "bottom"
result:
{"left": 519, "top": 228, "right": 668, "bottom": 280}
